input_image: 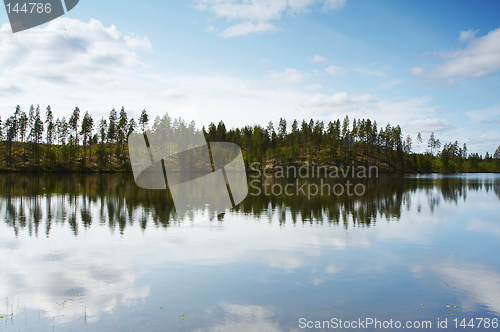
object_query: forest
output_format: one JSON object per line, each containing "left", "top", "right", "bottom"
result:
{"left": 1, "top": 104, "right": 499, "bottom": 173}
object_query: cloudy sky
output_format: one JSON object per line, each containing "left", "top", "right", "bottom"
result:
{"left": 0, "top": 0, "right": 499, "bottom": 154}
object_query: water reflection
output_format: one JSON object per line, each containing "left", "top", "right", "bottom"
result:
{"left": 0, "top": 173, "right": 499, "bottom": 331}
{"left": 1, "top": 173, "right": 499, "bottom": 236}
{"left": 198, "top": 302, "right": 282, "bottom": 332}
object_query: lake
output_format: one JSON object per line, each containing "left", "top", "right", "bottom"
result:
{"left": 0, "top": 173, "right": 499, "bottom": 331}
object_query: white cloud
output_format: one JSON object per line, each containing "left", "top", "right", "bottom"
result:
{"left": 206, "top": 25, "right": 219, "bottom": 33}
{"left": 409, "top": 66, "right": 425, "bottom": 75}
{"left": 466, "top": 104, "right": 500, "bottom": 123}
{"left": 375, "top": 96, "right": 439, "bottom": 132}
{"left": 220, "top": 21, "right": 277, "bottom": 37}
{"left": 354, "top": 66, "right": 387, "bottom": 77}
{"left": 325, "top": 65, "right": 346, "bottom": 76}
{"left": 303, "top": 91, "right": 376, "bottom": 107}
{"left": 1, "top": 18, "right": 485, "bottom": 154}
{"left": 323, "top": 0, "right": 346, "bottom": 11}
{"left": 0, "top": 81, "right": 22, "bottom": 96}
{"left": 195, "top": 0, "right": 289, "bottom": 22}
{"left": 465, "top": 130, "right": 500, "bottom": 149}
{"left": 410, "top": 27, "right": 500, "bottom": 78}
{"left": 264, "top": 68, "right": 308, "bottom": 85}
{"left": 376, "top": 79, "right": 404, "bottom": 90}
{"left": 459, "top": 29, "right": 479, "bottom": 42}
{"left": 195, "top": 0, "right": 346, "bottom": 37}
{"left": 0, "top": 18, "right": 158, "bottom": 122}
{"left": 0, "top": 18, "right": 151, "bottom": 89}
{"left": 406, "top": 118, "right": 454, "bottom": 133}
{"left": 162, "top": 88, "right": 187, "bottom": 100}
{"left": 310, "top": 54, "right": 326, "bottom": 63}
{"left": 304, "top": 83, "right": 323, "bottom": 91}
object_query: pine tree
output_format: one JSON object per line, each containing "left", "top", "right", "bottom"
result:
{"left": 4, "top": 116, "right": 16, "bottom": 164}
{"left": 68, "top": 107, "right": 80, "bottom": 168}
{"left": 108, "top": 108, "right": 117, "bottom": 144}
{"left": 97, "top": 117, "right": 108, "bottom": 168}
{"left": 31, "top": 105, "right": 44, "bottom": 165}
{"left": 18, "top": 111, "right": 28, "bottom": 158}
{"left": 69, "top": 107, "right": 80, "bottom": 143}
{"left": 28, "top": 104, "right": 35, "bottom": 143}
{"left": 45, "top": 105, "right": 55, "bottom": 146}
{"left": 117, "top": 107, "right": 128, "bottom": 152}
{"left": 207, "top": 122, "right": 217, "bottom": 142}
{"left": 57, "top": 117, "right": 69, "bottom": 145}
{"left": 99, "top": 118, "right": 108, "bottom": 144}
{"left": 428, "top": 132, "right": 436, "bottom": 155}
{"left": 416, "top": 132, "right": 422, "bottom": 153}
{"left": 80, "top": 111, "right": 94, "bottom": 164}
{"left": 404, "top": 135, "right": 412, "bottom": 153}
{"left": 127, "top": 118, "right": 136, "bottom": 138}
{"left": 13, "top": 105, "right": 20, "bottom": 143}
{"left": 138, "top": 109, "right": 149, "bottom": 133}
{"left": 278, "top": 118, "right": 287, "bottom": 144}
{"left": 342, "top": 115, "right": 350, "bottom": 163}
{"left": 217, "top": 120, "right": 227, "bottom": 141}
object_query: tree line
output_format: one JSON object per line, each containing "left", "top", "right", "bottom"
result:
{"left": 203, "top": 116, "right": 499, "bottom": 173}
{"left": 1, "top": 104, "right": 499, "bottom": 173}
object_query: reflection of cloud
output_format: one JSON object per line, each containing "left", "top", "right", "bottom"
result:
{"left": 199, "top": 302, "right": 283, "bottom": 332}
{"left": 0, "top": 227, "right": 150, "bottom": 325}
{"left": 310, "top": 276, "right": 326, "bottom": 286}
{"left": 468, "top": 219, "right": 500, "bottom": 237}
{"left": 263, "top": 254, "right": 307, "bottom": 273}
{"left": 325, "top": 264, "right": 343, "bottom": 274}
{"left": 412, "top": 262, "right": 500, "bottom": 315}
{"left": 0, "top": 186, "right": 468, "bottom": 328}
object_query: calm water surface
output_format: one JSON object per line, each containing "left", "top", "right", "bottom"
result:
{"left": 0, "top": 173, "right": 499, "bottom": 331}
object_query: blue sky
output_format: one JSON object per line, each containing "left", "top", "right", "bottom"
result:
{"left": 1, "top": 0, "right": 500, "bottom": 154}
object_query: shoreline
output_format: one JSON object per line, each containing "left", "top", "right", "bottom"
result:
{"left": 0, "top": 168, "right": 498, "bottom": 175}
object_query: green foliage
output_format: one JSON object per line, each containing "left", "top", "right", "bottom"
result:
{"left": 0, "top": 105, "right": 498, "bottom": 173}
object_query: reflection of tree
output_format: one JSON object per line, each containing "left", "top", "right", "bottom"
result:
{"left": 495, "top": 180, "right": 500, "bottom": 200}
{"left": 0, "top": 174, "right": 499, "bottom": 236}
